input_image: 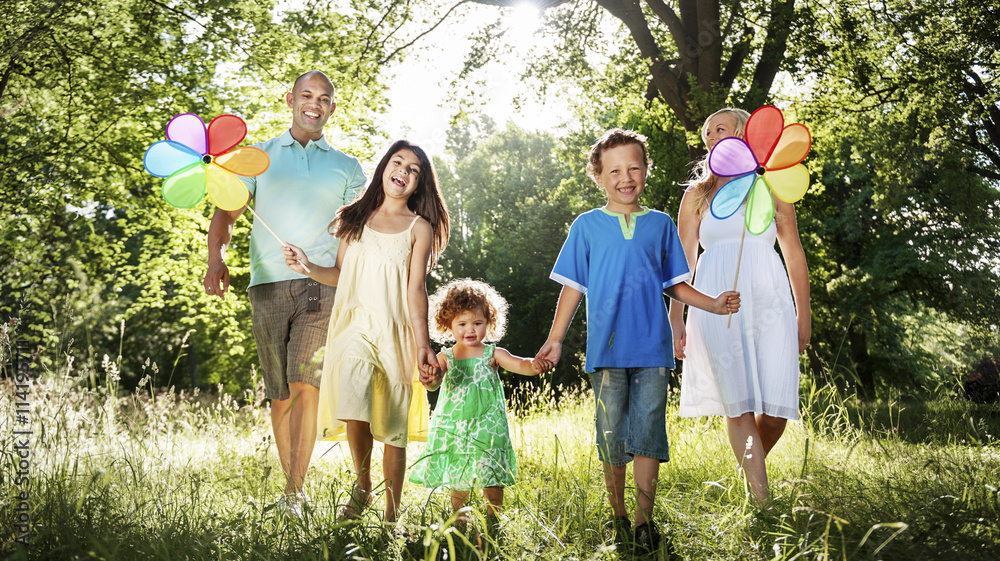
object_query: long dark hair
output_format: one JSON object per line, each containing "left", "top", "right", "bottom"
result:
{"left": 330, "top": 140, "right": 450, "bottom": 267}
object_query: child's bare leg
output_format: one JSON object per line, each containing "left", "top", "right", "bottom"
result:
{"left": 632, "top": 456, "right": 659, "bottom": 527}
{"left": 755, "top": 414, "right": 787, "bottom": 457}
{"left": 726, "top": 413, "right": 769, "bottom": 504}
{"left": 383, "top": 443, "right": 406, "bottom": 522}
{"left": 451, "top": 490, "right": 471, "bottom": 526}
{"left": 483, "top": 486, "right": 504, "bottom": 518}
{"left": 342, "top": 420, "right": 374, "bottom": 518}
{"left": 602, "top": 462, "right": 628, "bottom": 517}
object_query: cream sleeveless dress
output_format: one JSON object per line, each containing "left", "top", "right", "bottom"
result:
{"left": 679, "top": 206, "right": 800, "bottom": 420}
{"left": 316, "top": 216, "right": 429, "bottom": 445}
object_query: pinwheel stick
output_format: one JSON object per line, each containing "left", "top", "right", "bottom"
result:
{"left": 726, "top": 224, "right": 747, "bottom": 328}
{"left": 243, "top": 206, "right": 311, "bottom": 274}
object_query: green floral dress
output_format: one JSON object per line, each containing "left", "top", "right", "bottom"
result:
{"left": 409, "top": 344, "right": 517, "bottom": 490}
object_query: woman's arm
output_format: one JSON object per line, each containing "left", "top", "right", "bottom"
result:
{"left": 493, "top": 347, "right": 553, "bottom": 376}
{"left": 774, "top": 199, "right": 811, "bottom": 353}
{"left": 668, "top": 190, "right": 704, "bottom": 359}
{"left": 407, "top": 219, "right": 440, "bottom": 376}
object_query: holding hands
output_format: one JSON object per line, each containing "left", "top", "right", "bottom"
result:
{"left": 419, "top": 350, "right": 445, "bottom": 391}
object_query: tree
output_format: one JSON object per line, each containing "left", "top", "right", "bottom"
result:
{"left": 434, "top": 119, "right": 592, "bottom": 389}
{"left": 792, "top": 0, "right": 1000, "bottom": 396}
{"left": 0, "top": 0, "right": 406, "bottom": 389}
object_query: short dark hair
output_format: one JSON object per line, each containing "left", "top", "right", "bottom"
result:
{"left": 586, "top": 128, "right": 651, "bottom": 180}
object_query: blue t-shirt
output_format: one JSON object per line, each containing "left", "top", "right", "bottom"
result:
{"left": 551, "top": 208, "right": 691, "bottom": 372}
{"left": 243, "top": 130, "right": 366, "bottom": 287}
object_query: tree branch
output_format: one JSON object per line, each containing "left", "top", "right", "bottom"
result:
{"left": 742, "top": 0, "right": 795, "bottom": 108}
{"left": 377, "top": 0, "right": 473, "bottom": 66}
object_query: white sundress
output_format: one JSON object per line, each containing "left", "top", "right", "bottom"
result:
{"left": 679, "top": 206, "right": 800, "bottom": 420}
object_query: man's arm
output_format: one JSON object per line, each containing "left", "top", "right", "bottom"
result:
{"left": 205, "top": 207, "right": 246, "bottom": 299}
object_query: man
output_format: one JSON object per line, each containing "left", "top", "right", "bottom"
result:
{"left": 204, "top": 70, "right": 365, "bottom": 513}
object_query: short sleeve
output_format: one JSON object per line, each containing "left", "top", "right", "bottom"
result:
{"left": 241, "top": 174, "right": 258, "bottom": 198}
{"left": 345, "top": 160, "right": 366, "bottom": 204}
{"left": 661, "top": 217, "right": 692, "bottom": 289}
{"left": 551, "top": 215, "right": 589, "bottom": 294}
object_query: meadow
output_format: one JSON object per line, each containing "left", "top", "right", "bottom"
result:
{"left": 1, "top": 362, "right": 998, "bottom": 561}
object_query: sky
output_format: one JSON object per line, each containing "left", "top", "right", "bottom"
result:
{"left": 373, "top": 2, "right": 572, "bottom": 157}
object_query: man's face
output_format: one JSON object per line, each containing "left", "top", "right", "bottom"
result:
{"left": 286, "top": 74, "right": 335, "bottom": 141}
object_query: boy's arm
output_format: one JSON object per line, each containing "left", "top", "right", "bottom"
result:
{"left": 536, "top": 285, "right": 584, "bottom": 364}
{"left": 665, "top": 282, "right": 740, "bottom": 316}
{"left": 493, "top": 347, "right": 553, "bottom": 376}
{"left": 668, "top": 191, "right": 702, "bottom": 357}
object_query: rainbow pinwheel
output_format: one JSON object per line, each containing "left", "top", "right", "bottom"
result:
{"left": 143, "top": 114, "right": 269, "bottom": 211}
{"left": 709, "top": 106, "right": 811, "bottom": 234}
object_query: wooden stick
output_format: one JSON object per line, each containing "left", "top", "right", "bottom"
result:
{"left": 727, "top": 224, "right": 747, "bottom": 328}
{"left": 243, "top": 206, "right": 311, "bottom": 274}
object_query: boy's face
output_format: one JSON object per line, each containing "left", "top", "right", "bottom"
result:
{"left": 595, "top": 143, "right": 647, "bottom": 213}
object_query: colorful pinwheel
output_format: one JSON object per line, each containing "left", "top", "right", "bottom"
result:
{"left": 143, "top": 114, "right": 269, "bottom": 211}
{"left": 708, "top": 105, "right": 811, "bottom": 234}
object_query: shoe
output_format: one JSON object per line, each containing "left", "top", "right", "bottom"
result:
{"left": 611, "top": 516, "right": 632, "bottom": 548}
{"left": 276, "top": 492, "right": 307, "bottom": 519}
{"left": 337, "top": 485, "right": 372, "bottom": 521}
{"left": 634, "top": 522, "right": 661, "bottom": 553}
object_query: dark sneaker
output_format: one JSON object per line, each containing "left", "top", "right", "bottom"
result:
{"left": 612, "top": 516, "right": 632, "bottom": 548}
{"left": 634, "top": 522, "right": 661, "bottom": 553}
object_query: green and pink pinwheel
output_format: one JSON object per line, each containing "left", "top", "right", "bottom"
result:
{"left": 709, "top": 105, "right": 811, "bottom": 234}
{"left": 143, "top": 114, "right": 269, "bottom": 211}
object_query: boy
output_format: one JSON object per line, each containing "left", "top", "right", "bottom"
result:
{"left": 536, "top": 128, "right": 740, "bottom": 551}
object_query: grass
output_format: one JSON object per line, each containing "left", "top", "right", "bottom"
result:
{"left": 1, "top": 368, "right": 998, "bottom": 560}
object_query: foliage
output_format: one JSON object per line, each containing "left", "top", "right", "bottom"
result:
{"left": 433, "top": 119, "right": 591, "bottom": 389}
{"left": 3, "top": 369, "right": 999, "bottom": 559}
{"left": 791, "top": 0, "right": 1000, "bottom": 396}
{"left": 0, "top": 0, "right": 410, "bottom": 390}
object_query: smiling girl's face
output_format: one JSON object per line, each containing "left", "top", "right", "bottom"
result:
{"left": 382, "top": 149, "right": 421, "bottom": 200}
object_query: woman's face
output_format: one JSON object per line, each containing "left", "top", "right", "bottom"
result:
{"left": 705, "top": 113, "right": 739, "bottom": 151}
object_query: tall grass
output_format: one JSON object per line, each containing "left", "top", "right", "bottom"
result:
{"left": 2, "top": 364, "right": 998, "bottom": 560}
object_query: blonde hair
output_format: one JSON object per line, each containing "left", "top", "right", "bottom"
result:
{"left": 429, "top": 278, "right": 508, "bottom": 344}
{"left": 684, "top": 108, "right": 750, "bottom": 217}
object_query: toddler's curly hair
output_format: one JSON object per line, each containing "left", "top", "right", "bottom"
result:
{"left": 428, "top": 278, "right": 508, "bottom": 344}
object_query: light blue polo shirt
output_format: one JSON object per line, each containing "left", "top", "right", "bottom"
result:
{"left": 242, "top": 130, "right": 366, "bottom": 287}
{"left": 551, "top": 208, "right": 691, "bottom": 372}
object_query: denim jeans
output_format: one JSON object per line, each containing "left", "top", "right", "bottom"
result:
{"left": 590, "top": 367, "right": 671, "bottom": 465}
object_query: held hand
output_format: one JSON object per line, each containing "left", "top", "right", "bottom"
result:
{"left": 673, "top": 324, "right": 687, "bottom": 360}
{"left": 536, "top": 340, "right": 562, "bottom": 365}
{"left": 417, "top": 346, "right": 440, "bottom": 377}
{"left": 204, "top": 261, "right": 230, "bottom": 300}
{"left": 282, "top": 244, "right": 312, "bottom": 275}
{"left": 531, "top": 357, "right": 554, "bottom": 375}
